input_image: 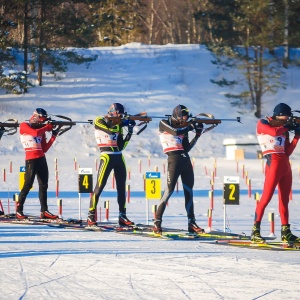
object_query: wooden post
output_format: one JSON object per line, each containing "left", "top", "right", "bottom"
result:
{"left": 207, "top": 208, "right": 212, "bottom": 231}
{"left": 104, "top": 201, "right": 109, "bottom": 221}
{"left": 247, "top": 178, "right": 252, "bottom": 198}
{"left": 209, "top": 190, "right": 214, "bottom": 210}
{"left": 127, "top": 184, "right": 130, "bottom": 203}
{"left": 58, "top": 199, "right": 62, "bottom": 217}
{"left": 268, "top": 212, "right": 275, "bottom": 236}
{"left": 152, "top": 204, "right": 157, "bottom": 220}
{"left": 255, "top": 192, "right": 260, "bottom": 208}
{"left": 56, "top": 180, "right": 59, "bottom": 198}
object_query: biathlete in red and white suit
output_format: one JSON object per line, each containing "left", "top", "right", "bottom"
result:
{"left": 154, "top": 104, "right": 204, "bottom": 234}
{"left": 252, "top": 103, "right": 300, "bottom": 243}
{"left": 87, "top": 103, "right": 136, "bottom": 227}
{"left": 17, "top": 108, "right": 58, "bottom": 220}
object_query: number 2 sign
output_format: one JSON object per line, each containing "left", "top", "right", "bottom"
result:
{"left": 223, "top": 176, "right": 240, "bottom": 205}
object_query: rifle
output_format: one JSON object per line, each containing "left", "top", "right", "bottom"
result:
{"left": 105, "top": 112, "right": 152, "bottom": 135}
{"left": 0, "top": 119, "right": 19, "bottom": 136}
{"left": 31, "top": 115, "right": 92, "bottom": 136}
{"left": 0, "top": 115, "right": 92, "bottom": 137}
{"left": 166, "top": 113, "right": 241, "bottom": 133}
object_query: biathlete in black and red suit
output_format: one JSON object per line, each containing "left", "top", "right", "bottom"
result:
{"left": 17, "top": 108, "right": 59, "bottom": 220}
{"left": 153, "top": 104, "right": 205, "bottom": 234}
{"left": 251, "top": 103, "right": 300, "bottom": 243}
{"left": 87, "top": 103, "right": 136, "bottom": 227}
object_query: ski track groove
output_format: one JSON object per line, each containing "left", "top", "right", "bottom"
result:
{"left": 187, "top": 274, "right": 224, "bottom": 299}
{"left": 252, "top": 289, "right": 279, "bottom": 299}
{"left": 128, "top": 274, "right": 141, "bottom": 299}
{"left": 49, "top": 254, "right": 60, "bottom": 268}
{"left": 169, "top": 279, "right": 192, "bottom": 300}
{"left": 23, "top": 260, "right": 102, "bottom": 298}
{"left": 18, "top": 260, "right": 29, "bottom": 300}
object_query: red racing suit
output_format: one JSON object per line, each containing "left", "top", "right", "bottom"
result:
{"left": 255, "top": 119, "right": 300, "bottom": 224}
{"left": 17, "top": 122, "right": 55, "bottom": 213}
{"left": 20, "top": 122, "right": 55, "bottom": 160}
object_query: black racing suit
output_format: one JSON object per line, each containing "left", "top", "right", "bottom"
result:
{"left": 156, "top": 119, "right": 201, "bottom": 221}
{"left": 89, "top": 117, "right": 132, "bottom": 214}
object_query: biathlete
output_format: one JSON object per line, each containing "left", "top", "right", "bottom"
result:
{"left": 87, "top": 103, "right": 136, "bottom": 227}
{"left": 154, "top": 104, "right": 204, "bottom": 234}
{"left": 252, "top": 103, "right": 300, "bottom": 243}
{"left": 17, "top": 108, "right": 59, "bottom": 219}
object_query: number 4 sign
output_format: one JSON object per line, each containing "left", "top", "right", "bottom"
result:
{"left": 78, "top": 168, "right": 93, "bottom": 193}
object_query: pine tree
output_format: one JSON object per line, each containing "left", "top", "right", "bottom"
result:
{"left": 197, "top": 0, "right": 296, "bottom": 118}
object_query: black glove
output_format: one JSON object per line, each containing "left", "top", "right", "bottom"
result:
{"left": 194, "top": 122, "right": 203, "bottom": 135}
{"left": 188, "top": 122, "right": 196, "bottom": 131}
{"left": 284, "top": 123, "right": 297, "bottom": 130}
{"left": 284, "top": 118, "right": 298, "bottom": 130}
{"left": 0, "top": 127, "right": 4, "bottom": 139}
{"left": 128, "top": 120, "right": 136, "bottom": 134}
{"left": 52, "top": 129, "right": 59, "bottom": 137}
{"left": 188, "top": 122, "right": 203, "bottom": 133}
{"left": 295, "top": 127, "right": 300, "bottom": 136}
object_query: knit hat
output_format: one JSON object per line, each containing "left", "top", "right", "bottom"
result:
{"left": 273, "top": 103, "right": 292, "bottom": 117}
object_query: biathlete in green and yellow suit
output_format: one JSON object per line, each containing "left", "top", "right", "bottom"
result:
{"left": 87, "top": 103, "right": 136, "bottom": 227}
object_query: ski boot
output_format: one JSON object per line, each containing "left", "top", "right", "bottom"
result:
{"left": 153, "top": 219, "right": 162, "bottom": 234}
{"left": 251, "top": 222, "right": 265, "bottom": 243}
{"left": 16, "top": 211, "right": 28, "bottom": 220}
{"left": 119, "top": 212, "right": 135, "bottom": 226}
{"left": 41, "top": 210, "right": 58, "bottom": 219}
{"left": 87, "top": 211, "right": 97, "bottom": 227}
{"left": 281, "top": 224, "right": 300, "bottom": 243}
{"left": 188, "top": 218, "right": 204, "bottom": 234}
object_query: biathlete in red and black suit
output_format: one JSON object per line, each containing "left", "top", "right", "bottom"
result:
{"left": 17, "top": 108, "right": 59, "bottom": 220}
{"left": 251, "top": 103, "right": 300, "bottom": 243}
{"left": 153, "top": 104, "right": 204, "bottom": 234}
{"left": 87, "top": 103, "right": 136, "bottom": 227}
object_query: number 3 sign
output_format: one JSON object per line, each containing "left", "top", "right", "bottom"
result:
{"left": 145, "top": 172, "right": 161, "bottom": 199}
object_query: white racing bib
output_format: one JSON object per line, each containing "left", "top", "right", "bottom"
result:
{"left": 159, "top": 132, "right": 184, "bottom": 153}
{"left": 257, "top": 133, "right": 286, "bottom": 155}
{"left": 95, "top": 129, "right": 119, "bottom": 147}
{"left": 20, "top": 134, "right": 43, "bottom": 151}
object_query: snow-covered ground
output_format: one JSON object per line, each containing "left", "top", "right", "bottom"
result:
{"left": 1, "top": 44, "right": 300, "bottom": 299}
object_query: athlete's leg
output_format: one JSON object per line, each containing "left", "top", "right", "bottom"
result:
{"left": 36, "top": 157, "right": 49, "bottom": 212}
{"left": 89, "top": 154, "right": 114, "bottom": 211}
{"left": 255, "top": 156, "right": 281, "bottom": 222}
{"left": 278, "top": 162, "right": 292, "bottom": 224}
{"left": 180, "top": 157, "right": 195, "bottom": 219}
{"left": 18, "top": 159, "right": 37, "bottom": 212}
{"left": 156, "top": 155, "right": 182, "bottom": 220}
{"left": 114, "top": 155, "right": 127, "bottom": 213}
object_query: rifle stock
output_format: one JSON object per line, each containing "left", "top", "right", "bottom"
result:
{"left": 0, "top": 119, "right": 19, "bottom": 136}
